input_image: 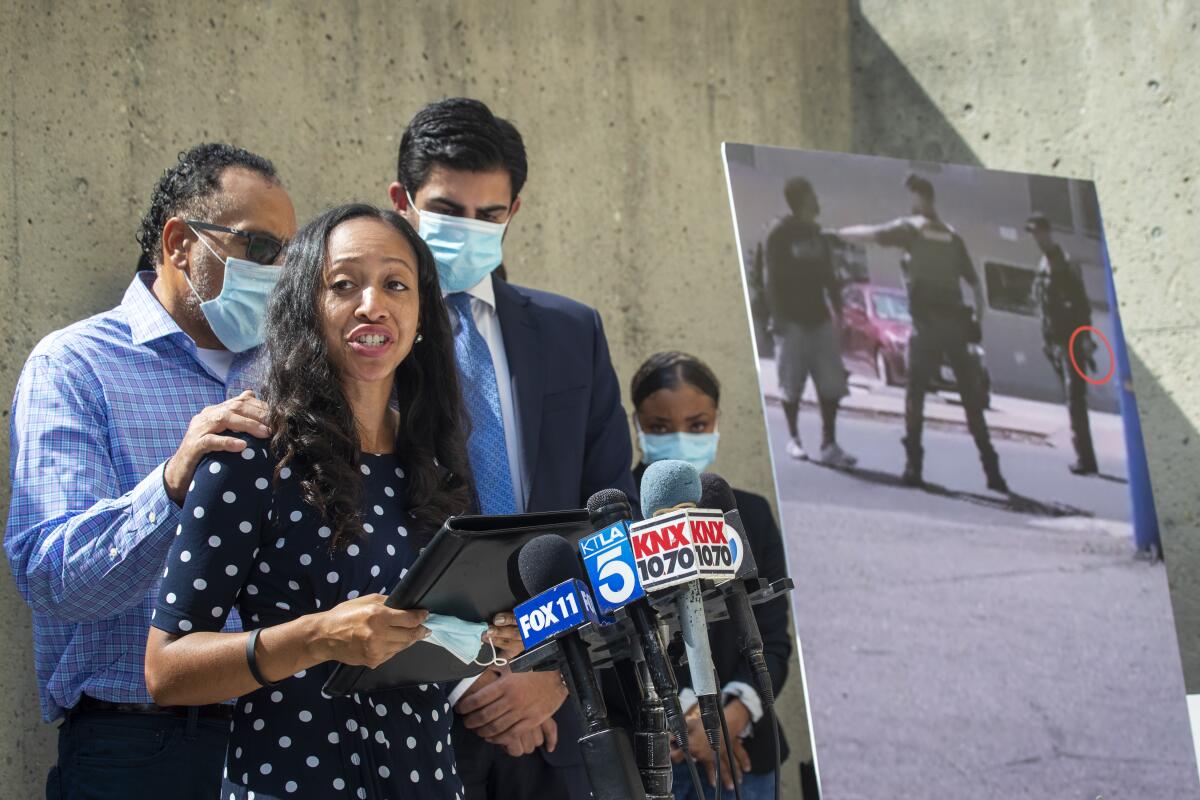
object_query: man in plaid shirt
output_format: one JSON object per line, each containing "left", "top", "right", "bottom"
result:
{"left": 5, "top": 142, "right": 296, "bottom": 798}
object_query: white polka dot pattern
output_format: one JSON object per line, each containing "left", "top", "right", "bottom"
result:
{"left": 155, "top": 442, "right": 458, "bottom": 797}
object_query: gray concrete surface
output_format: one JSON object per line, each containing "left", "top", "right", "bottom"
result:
{"left": 767, "top": 397, "right": 1133, "bottom": 534}
{"left": 766, "top": 403, "right": 1199, "bottom": 799}
{"left": 3, "top": 2, "right": 1199, "bottom": 798}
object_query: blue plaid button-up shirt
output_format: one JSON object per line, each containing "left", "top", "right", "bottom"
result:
{"left": 5, "top": 273, "right": 263, "bottom": 721}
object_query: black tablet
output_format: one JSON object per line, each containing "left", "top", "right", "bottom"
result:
{"left": 322, "top": 509, "right": 594, "bottom": 696}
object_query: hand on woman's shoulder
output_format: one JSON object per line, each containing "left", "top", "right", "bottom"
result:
{"left": 191, "top": 431, "right": 274, "bottom": 486}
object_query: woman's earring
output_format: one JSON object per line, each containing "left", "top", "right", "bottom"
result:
{"left": 414, "top": 332, "right": 423, "bottom": 344}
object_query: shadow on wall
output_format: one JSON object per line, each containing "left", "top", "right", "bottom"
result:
{"left": 1128, "top": 347, "right": 1200, "bottom": 693}
{"left": 836, "top": 0, "right": 1198, "bottom": 776}
{"left": 849, "top": 1, "right": 981, "bottom": 167}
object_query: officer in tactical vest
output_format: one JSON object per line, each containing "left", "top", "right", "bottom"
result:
{"left": 839, "top": 173, "right": 1008, "bottom": 492}
{"left": 1027, "top": 212, "right": 1099, "bottom": 475}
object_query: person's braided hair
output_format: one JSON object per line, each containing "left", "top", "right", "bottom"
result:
{"left": 630, "top": 351, "right": 722, "bottom": 410}
{"left": 134, "top": 143, "right": 279, "bottom": 273}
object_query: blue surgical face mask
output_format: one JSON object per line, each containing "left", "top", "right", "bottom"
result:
{"left": 423, "top": 613, "right": 508, "bottom": 667}
{"left": 637, "top": 423, "right": 720, "bottom": 475}
{"left": 187, "top": 228, "right": 282, "bottom": 352}
{"left": 407, "top": 192, "right": 507, "bottom": 293}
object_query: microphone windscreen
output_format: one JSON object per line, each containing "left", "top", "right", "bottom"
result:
{"left": 639, "top": 460, "right": 701, "bottom": 518}
{"left": 518, "top": 534, "right": 585, "bottom": 596}
{"left": 699, "top": 473, "right": 737, "bottom": 513}
{"left": 586, "top": 488, "right": 630, "bottom": 515}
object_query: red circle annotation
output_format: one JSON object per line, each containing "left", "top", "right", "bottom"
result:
{"left": 1068, "top": 325, "right": 1115, "bottom": 386}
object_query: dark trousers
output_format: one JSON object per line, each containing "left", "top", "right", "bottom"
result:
{"left": 904, "top": 316, "right": 998, "bottom": 473}
{"left": 452, "top": 715, "right": 589, "bottom": 800}
{"left": 48, "top": 708, "right": 228, "bottom": 800}
{"left": 1057, "top": 343, "right": 1097, "bottom": 467}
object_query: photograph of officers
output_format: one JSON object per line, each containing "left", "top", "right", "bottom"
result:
{"left": 734, "top": 149, "right": 1120, "bottom": 502}
{"left": 724, "top": 144, "right": 1193, "bottom": 800}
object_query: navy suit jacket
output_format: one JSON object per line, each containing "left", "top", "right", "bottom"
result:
{"left": 490, "top": 275, "right": 637, "bottom": 770}
{"left": 492, "top": 275, "right": 636, "bottom": 511}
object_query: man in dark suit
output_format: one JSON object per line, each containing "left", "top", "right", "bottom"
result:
{"left": 389, "top": 97, "right": 637, "bottom": 799}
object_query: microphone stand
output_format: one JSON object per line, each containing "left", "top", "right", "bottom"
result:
{"left": 630, "top": 656, "right": 673, "bottom": 800}
{"left": 515, "top": 638, "right": 647, "bottom": 800}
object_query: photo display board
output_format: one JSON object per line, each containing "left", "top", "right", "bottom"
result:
{"left": 723, "top": 142, "right": 1198, "bottom": 799}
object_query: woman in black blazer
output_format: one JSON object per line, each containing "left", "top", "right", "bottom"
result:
{"left": 629, "top": 351, "right": 794, "bottom": 800}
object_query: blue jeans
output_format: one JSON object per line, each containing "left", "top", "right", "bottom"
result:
{"left": 671, "top": 761, "right": 777, "bottom": 800}
{"left": 48, "top": 709, "right": 228, "bottom": 800}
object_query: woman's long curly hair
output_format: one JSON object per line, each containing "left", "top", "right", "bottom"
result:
{"left": 262, "top": 203, "right": 474, "bottom": 549}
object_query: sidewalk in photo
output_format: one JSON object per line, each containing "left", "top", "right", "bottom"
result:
{"left": 756, "top": 357, "right": 1126, "bottom": 460}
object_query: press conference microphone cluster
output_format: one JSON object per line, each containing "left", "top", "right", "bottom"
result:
{"left": 515, "top": 534, "right": 648, "bottom": 800}
{"left": 583, "top": 489, "right": 689, "bottom": 751}
{"left": 509, "top": 462, "right": 792, "bottom": 799}
{"left": 583, "top": 489, "right": 685, "bottom": 800}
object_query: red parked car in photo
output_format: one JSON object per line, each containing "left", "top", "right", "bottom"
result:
{"left": 839, "top": 282, "right": 992, "bottom": 407}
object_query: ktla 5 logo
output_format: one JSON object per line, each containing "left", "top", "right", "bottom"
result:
{"left": 579, "top": 522, "right": 645, "bottom": 614}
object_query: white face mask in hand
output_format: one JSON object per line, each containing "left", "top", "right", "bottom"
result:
{"left": 423, "top": 613, "right": 507, "bottom": 667}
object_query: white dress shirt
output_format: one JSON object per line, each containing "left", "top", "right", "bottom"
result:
{"left": 194, "top": 346, "right": 234, "bottom": 383}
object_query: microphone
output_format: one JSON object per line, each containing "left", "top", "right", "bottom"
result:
{"left": 517, "top": 535, "right": 647, "bottom": 800}
{"left": 639, "top": 459, "right": 701, "bottom": 518}
{"left": 699, "top": 473, "right": 756, "bottom": 580}
{"left": 637, "top": 462, "right": 738, "bottom": 586}
{"left": 583, "top": 489, "right": 690, "bottom": 760}
{"left": 699, "top": 473, "right": 775, "bottom": 709}
{"left": 633, "top": 461, "right": 725, "bottom": 758}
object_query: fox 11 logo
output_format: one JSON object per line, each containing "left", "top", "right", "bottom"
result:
{"left": 514, "top": 579, "right": 599, "bottom": 650}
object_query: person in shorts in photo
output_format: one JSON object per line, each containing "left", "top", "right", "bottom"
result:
{"left": 763, "top": 177, "right": 857, "bottom": 469}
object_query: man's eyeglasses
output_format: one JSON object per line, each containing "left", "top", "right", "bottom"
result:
{"left": 186, "top": 220, "right": 284, "bottom": 265}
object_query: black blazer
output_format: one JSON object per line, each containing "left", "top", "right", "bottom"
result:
{"left": 493, "top": 276, "right": 637, "bottom": 513}
{"left": 634, "top": 463, "right": 793, "bottom": 773}
{"left": 490, "top": 275, "right": 638, "bottom": 769}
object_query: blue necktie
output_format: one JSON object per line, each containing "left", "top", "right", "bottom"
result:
{"left": 446, "top": 293, "right": 517, "bottom": 515}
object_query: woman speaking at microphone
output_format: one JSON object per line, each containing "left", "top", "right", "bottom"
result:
{"left": 630, "top": 351, "right": 793, "bottom": 800}
{"left": 144, "top": 204, "right": 521, "bottom": 800}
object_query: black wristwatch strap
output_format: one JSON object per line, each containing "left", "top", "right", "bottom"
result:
{"left": 245, "top": 628, "right": 278, "bottom": 687}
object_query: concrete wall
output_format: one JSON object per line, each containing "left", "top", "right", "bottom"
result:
{"left": 0, "top": 1, "right": 851, "bottom": 796}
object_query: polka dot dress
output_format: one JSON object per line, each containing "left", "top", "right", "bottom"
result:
{"left": 152, "top": 434, "right": 463, "bottom": 800}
